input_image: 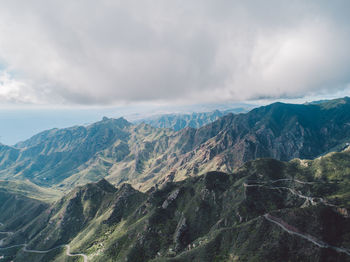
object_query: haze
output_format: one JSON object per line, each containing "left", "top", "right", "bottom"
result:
{"left": 0, "top": 0, "right": 350, "bottom": 143}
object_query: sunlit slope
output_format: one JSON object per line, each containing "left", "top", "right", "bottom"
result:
{"left": 1, "top": 98, "right": 350, "bottom": 192}
{"left": 2, "top": 149, "right": 350, "bottom": 261}
{"left": 0, "top": 180, "right": 61, "bottom": 202}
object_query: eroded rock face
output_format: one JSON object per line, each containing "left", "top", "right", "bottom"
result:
{"left": 4, "top": 149, "right": 350, "bottom": 262}
{"left": 134, "top": 110, "right": 234, "bottom": 131}
{"left": 162, "top": 188, "right": 180, "bottom": 209}
{"left": 3, "top": 98, "right": 350, "bottom": 193}
{"left": 173, "top": 215, "right": 188, "bottom": 251}
{"left": 106, "top": 183, "right": 146, "bottom": 225}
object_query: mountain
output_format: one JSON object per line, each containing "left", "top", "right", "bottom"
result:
{"left": 2, "top": 98, "right": 350, "bottom": 192}
{"left": 0, "top": 180, "right": 61, "bottom": 202}
{"left": 0, "top": 117, "right": 137, "bottom": 187}
{"left": 2, "top": 149, "right": 350, "bottom": 261}
{"left": 180, "top": 97, "right": 350, "bottom": 170}
{"left": 0, "top": 189, "right": 49, "bottom": 235}
{"left": 134, "top": 109, "right": 245, "bottom": 131}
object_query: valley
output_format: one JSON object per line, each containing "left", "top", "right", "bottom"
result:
{"left": 0, "top": 1, "right": 348, "bottom": 260}
{"left": 0, "top": 144, "right": 350, "bottom": 261}
{"left": 1, "top": 98, "right": 350, "bottom": 261}
{"left": 1, "top": 98, "right": 350, "bottom": 194}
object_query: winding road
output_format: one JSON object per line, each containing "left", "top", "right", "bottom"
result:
{"left": 0, "top": 243, "right": 88, "bottom": 261}
{"left": 244, "top": 178, "right": 350, "bottom": 256}
{"left": 0, "top": 231, "right": 14, "bottom": 246}
{"left": 65, "top": 244, "right": 88, "bottom": 262}
{"left": 264, "top": 213, "right": 350, "bottom": 256}
{"left": 1, "top": 221, "right": 88, "bottom": 261}
{"left": 246, "top": 178, "right": 316, "bottom": 185}
{"left": 269, "top": 178, "right": 316, "bottom": 185}
{"left": 0, "top": 229, "right": 88, "bottom": 262}
{"left": 243, "top": 179, "right": 336, "bottom": 207}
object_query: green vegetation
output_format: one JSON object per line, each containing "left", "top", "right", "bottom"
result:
{"left": 0, "top": 180, "right": 61, "bottom": 202}
{"left": 2, "top": 98, "right": 350, "bottom": 261}
{"left": 2, "top": 149, "right": 350, "bottom": 261}
{"left": 134, "top": 110, "right": 240, "bottom": 131}
{"left": 1, "top": 97, "right": 350, "bottom": 194}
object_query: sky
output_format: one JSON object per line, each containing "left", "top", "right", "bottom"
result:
{"left": 0, "top": 0, "right": 350, "bottom": 144}
{"left": 0, "top": 0, "right": 350, "bottom": 107}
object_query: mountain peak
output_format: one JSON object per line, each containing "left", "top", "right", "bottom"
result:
{"left": 98, "top": 116, "right": 131, "bottom": 127}
{"left": 317, "top": 96, "right": 350, "bottom": 109}
{"left": 118, "top": 183, "right": 135, "bottom": 193}
{"left": 96, "top": 178, "right": 117, "bottom": 193}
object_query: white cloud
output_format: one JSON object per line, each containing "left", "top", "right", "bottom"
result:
{"left": 0, "top": 0, "right": 349, "bottom": 106}
{"left": 0, "top": 71, "right": 38, "bottom": 104}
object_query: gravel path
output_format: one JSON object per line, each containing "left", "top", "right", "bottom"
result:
{"left": 264, "top": 213, "right": 350, "bottom": 256}
{"left": 0, "top": 224, "right": 88, "bottom": 262}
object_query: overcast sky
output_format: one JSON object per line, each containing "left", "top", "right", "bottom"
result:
{"left": 0, "top": 0, "right": 350, "bottom": 107}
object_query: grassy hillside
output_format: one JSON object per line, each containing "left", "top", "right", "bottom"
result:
{"left": 134, "top": 110, "right": 233, "bottom": 131}
{"left": 0, "top": 190, "right": 48, "bottom": 234}
{"left": 0, "top": 180, "right": 61, "bottom": 202}
{"left": 2, "top": 149, "right": 350, "bottom": 261}
{"left": 2, "top": 98, "right": 350, "bottom": 193}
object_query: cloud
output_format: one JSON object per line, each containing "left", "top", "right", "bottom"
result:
{"left": 0, "top": 0, "right": 349, "bottom": 106}
{"left": 0, "top": 71, "right": 38, "bottom": 104}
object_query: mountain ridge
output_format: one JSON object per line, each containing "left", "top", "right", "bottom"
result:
{"left": 2, "top": 148, "right": 350, "bottom": 261}
{"left": 133, "top": 109, "right": 245, "bottom": 131}
{"left": 1, "top": 98, "right": 350, "bottom": 192}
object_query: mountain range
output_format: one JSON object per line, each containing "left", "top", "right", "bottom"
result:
{"left": 133, "top": 108, "right": 247, "bottom": 131}
{"left": 1, "top": 97, "right": 350, "bottom": 261}
{"left": 1, "top": 97, "right": 350, "bottom": 193}
{"left": 1, "top": 147, "right": 350, "bottom": 261}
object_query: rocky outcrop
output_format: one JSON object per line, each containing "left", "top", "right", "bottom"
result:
{"left": 162, "top": 189, "right": 180, "bottom": 209}
{"left": 2, "top": 98, "right": 350, "bottom": 192}
{"left": 173, "top": 215, "right": 188, "bottom": 251}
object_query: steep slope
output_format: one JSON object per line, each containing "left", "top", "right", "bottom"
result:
{"left": 1, "top": 179, "right": 146, "bottom": 262}
{"left": 0, "top": 189, "right": 48, "bottom": 234}
{"left": 0, "top": 181, "right": 54, "bottom": 262}
{"left": 0, "top": 117, "right": 135, "bottom": 186}
{"left": 158, "top": 97, "right": 350, "bottom": 184}
{"left": 0, "top": 180, "right": 61, "bottom": 202}
{"left": 135, "top": 110, "right": 232, "bottom": 131}
{"left": 54, "top": 97, "right": 350, "bottom": 192}
{"left": 0, "top": 144, "right": 20, "bottom": 170}
{"left": 2, "top": 150, "right": 350, "bottom": 261}
{"left": 2, "top": 98, "right": 350, "bottom": 192}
